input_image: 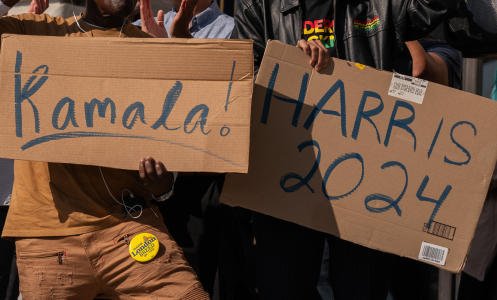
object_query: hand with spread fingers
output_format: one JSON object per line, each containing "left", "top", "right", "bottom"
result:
{"left": 138, "top": 157, "right": 174, "bottom": 197}
{"left": 140, "top": 0, "right": 168, "bottom": 38}
{"left": 27, "top": 0, "right": 49, "bottom": 14}
{"left": 169, "top": 0, "right": 198, "bottom": 38}
{"left": 297, "top": 39, "right": 330, "bottom": 71}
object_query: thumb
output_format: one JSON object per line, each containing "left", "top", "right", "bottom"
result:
{"left": 157, "top": 10, "right": 166, "bottom": 29}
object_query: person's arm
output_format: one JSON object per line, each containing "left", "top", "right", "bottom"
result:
{"left": 408, "top": 39, "right": 463, "bottom": 88}
{"left": 0, "top": 1, "right": 32, "bottom": 47}
{"left": 406, "top": 40, "right": 449, "bottom": 86}
{"left": 230, "top": 0, "right": 265, "bottom": 75}
{"left": 1, "top": 0, "right": 19, "bottom": 9}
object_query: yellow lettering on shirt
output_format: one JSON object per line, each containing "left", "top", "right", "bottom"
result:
{"left": 304, "top": 28, "right": 315, "bottom": 34}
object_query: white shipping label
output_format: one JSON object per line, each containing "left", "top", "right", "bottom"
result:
{"left": 388, "top": 72, "right": 428, "bottom": 104}
{"left": 418, "top": 242, "right": 448, "bottom": 266}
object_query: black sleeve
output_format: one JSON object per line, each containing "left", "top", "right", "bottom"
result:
{"left": 230, "top": 0, "right": 266, "bottom": 76}
{"left": 393, "top": 0, "right": 460, "bottom": 42}
{"left": 443, "top": 0, "right": 497, "bottom": 58}
{"left": 419, "top": 39, "right": 463, "bottom": 89}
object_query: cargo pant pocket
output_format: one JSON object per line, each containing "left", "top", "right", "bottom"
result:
{"left": 17, "top": 249, "right": 77, "bottom": 300}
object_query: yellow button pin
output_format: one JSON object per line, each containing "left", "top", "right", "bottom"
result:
{"left": 129, "top": 233, "right": 160, "bottom": 262}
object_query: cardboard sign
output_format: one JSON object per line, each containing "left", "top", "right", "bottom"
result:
{"left": 0, "top": 35, "right": 253, "bottom": 172}
{"left": 221, "top": 40, "right": 497, "bottom": 273}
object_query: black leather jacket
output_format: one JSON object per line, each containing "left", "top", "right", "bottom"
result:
{"left": 231, "top": 0, "right": 460, "bottom": 74}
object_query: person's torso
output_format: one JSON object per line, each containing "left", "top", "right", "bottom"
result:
{"left": 301, "top": 0, "right": 337, "bottom": 57}
{"left": 262, "top": 0, "right": 406, "bottom": 71}
{"left": 2, "top": 14, "right": 153, "bottom": 238}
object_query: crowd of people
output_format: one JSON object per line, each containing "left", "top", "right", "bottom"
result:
{"left": 0, "top": 0, "right": 495, "bottom": 299}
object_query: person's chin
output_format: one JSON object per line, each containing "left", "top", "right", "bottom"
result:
{"left": 103, "top": 0, "right": 136, "bottom": 18}
{"left": 113, "top": 5, "right": 136, "bottom": 17}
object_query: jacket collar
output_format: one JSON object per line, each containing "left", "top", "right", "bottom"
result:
{"left": 280, "top": 0, "right": 302, "bottom": 13}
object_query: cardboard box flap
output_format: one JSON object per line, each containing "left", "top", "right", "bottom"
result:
{"left": 0, "top": 34, "right": 253, "bottom": 81}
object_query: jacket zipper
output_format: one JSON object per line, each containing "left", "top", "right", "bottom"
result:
{"left": 298, "top": 7, "right": 303, "bottom": 44}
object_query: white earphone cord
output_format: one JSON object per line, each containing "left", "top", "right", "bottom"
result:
{"left": 71, "top": 0, "right": 136, "bottom": 217}
{"left": 71, "top": 0, "right": 128, "bottom": 38}
{"left": 71, "top": 0, "right": 90, "bottom": 37}
{"left": 72, "top": 0, "right": 137, "bottom": 218}
{"left": 99, "top": 166, "right": 143, "bottom": 219}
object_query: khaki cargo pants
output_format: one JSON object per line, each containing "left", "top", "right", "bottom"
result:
{"left": 15, "top": 209, "right": 210, "bottom": 300}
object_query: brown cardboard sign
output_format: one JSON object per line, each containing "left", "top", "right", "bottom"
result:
{"left": 221, "top": 40, "right": 497, "bottom": 272}
{"left": 0, "top": 35, "right": 253, "bottom": 172}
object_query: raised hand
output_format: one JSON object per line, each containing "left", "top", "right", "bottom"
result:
{"left": 169, "top": 0, "right": 198, "bottom": 38}
{"left": 140, "top": 0, "right": 168, "bottom": 38}
{"left": 27, "top": 0, "right": 49, "bottom": 14}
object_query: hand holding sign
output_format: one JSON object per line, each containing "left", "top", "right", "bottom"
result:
{"left": 139, "top": 157, "right": 174, "bottom": 196}
{"left": 297, "top": 39, "right": 329, "bottom": 71}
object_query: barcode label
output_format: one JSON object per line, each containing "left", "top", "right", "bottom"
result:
{"left": 388, "top": 73, "right": 428, "bottom": 104}
{"left": 423, "top": 221, "right": 456, "bottom": 240}
{"left": 418, "top": 242, "right": 448, "bottom": 266}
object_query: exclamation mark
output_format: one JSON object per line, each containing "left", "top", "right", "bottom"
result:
{"left": 221, "top": 61, "right": 236, "bottom": 137}
{"left": 225, "top": 61, "right": 236, "bottom": 111}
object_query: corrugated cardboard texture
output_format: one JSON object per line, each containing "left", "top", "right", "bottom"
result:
{"left": 221, "top": 40, "right": 497, "bottom": 273}
{"left": 0, "top": 35, "right": 253, "bottom": 172}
